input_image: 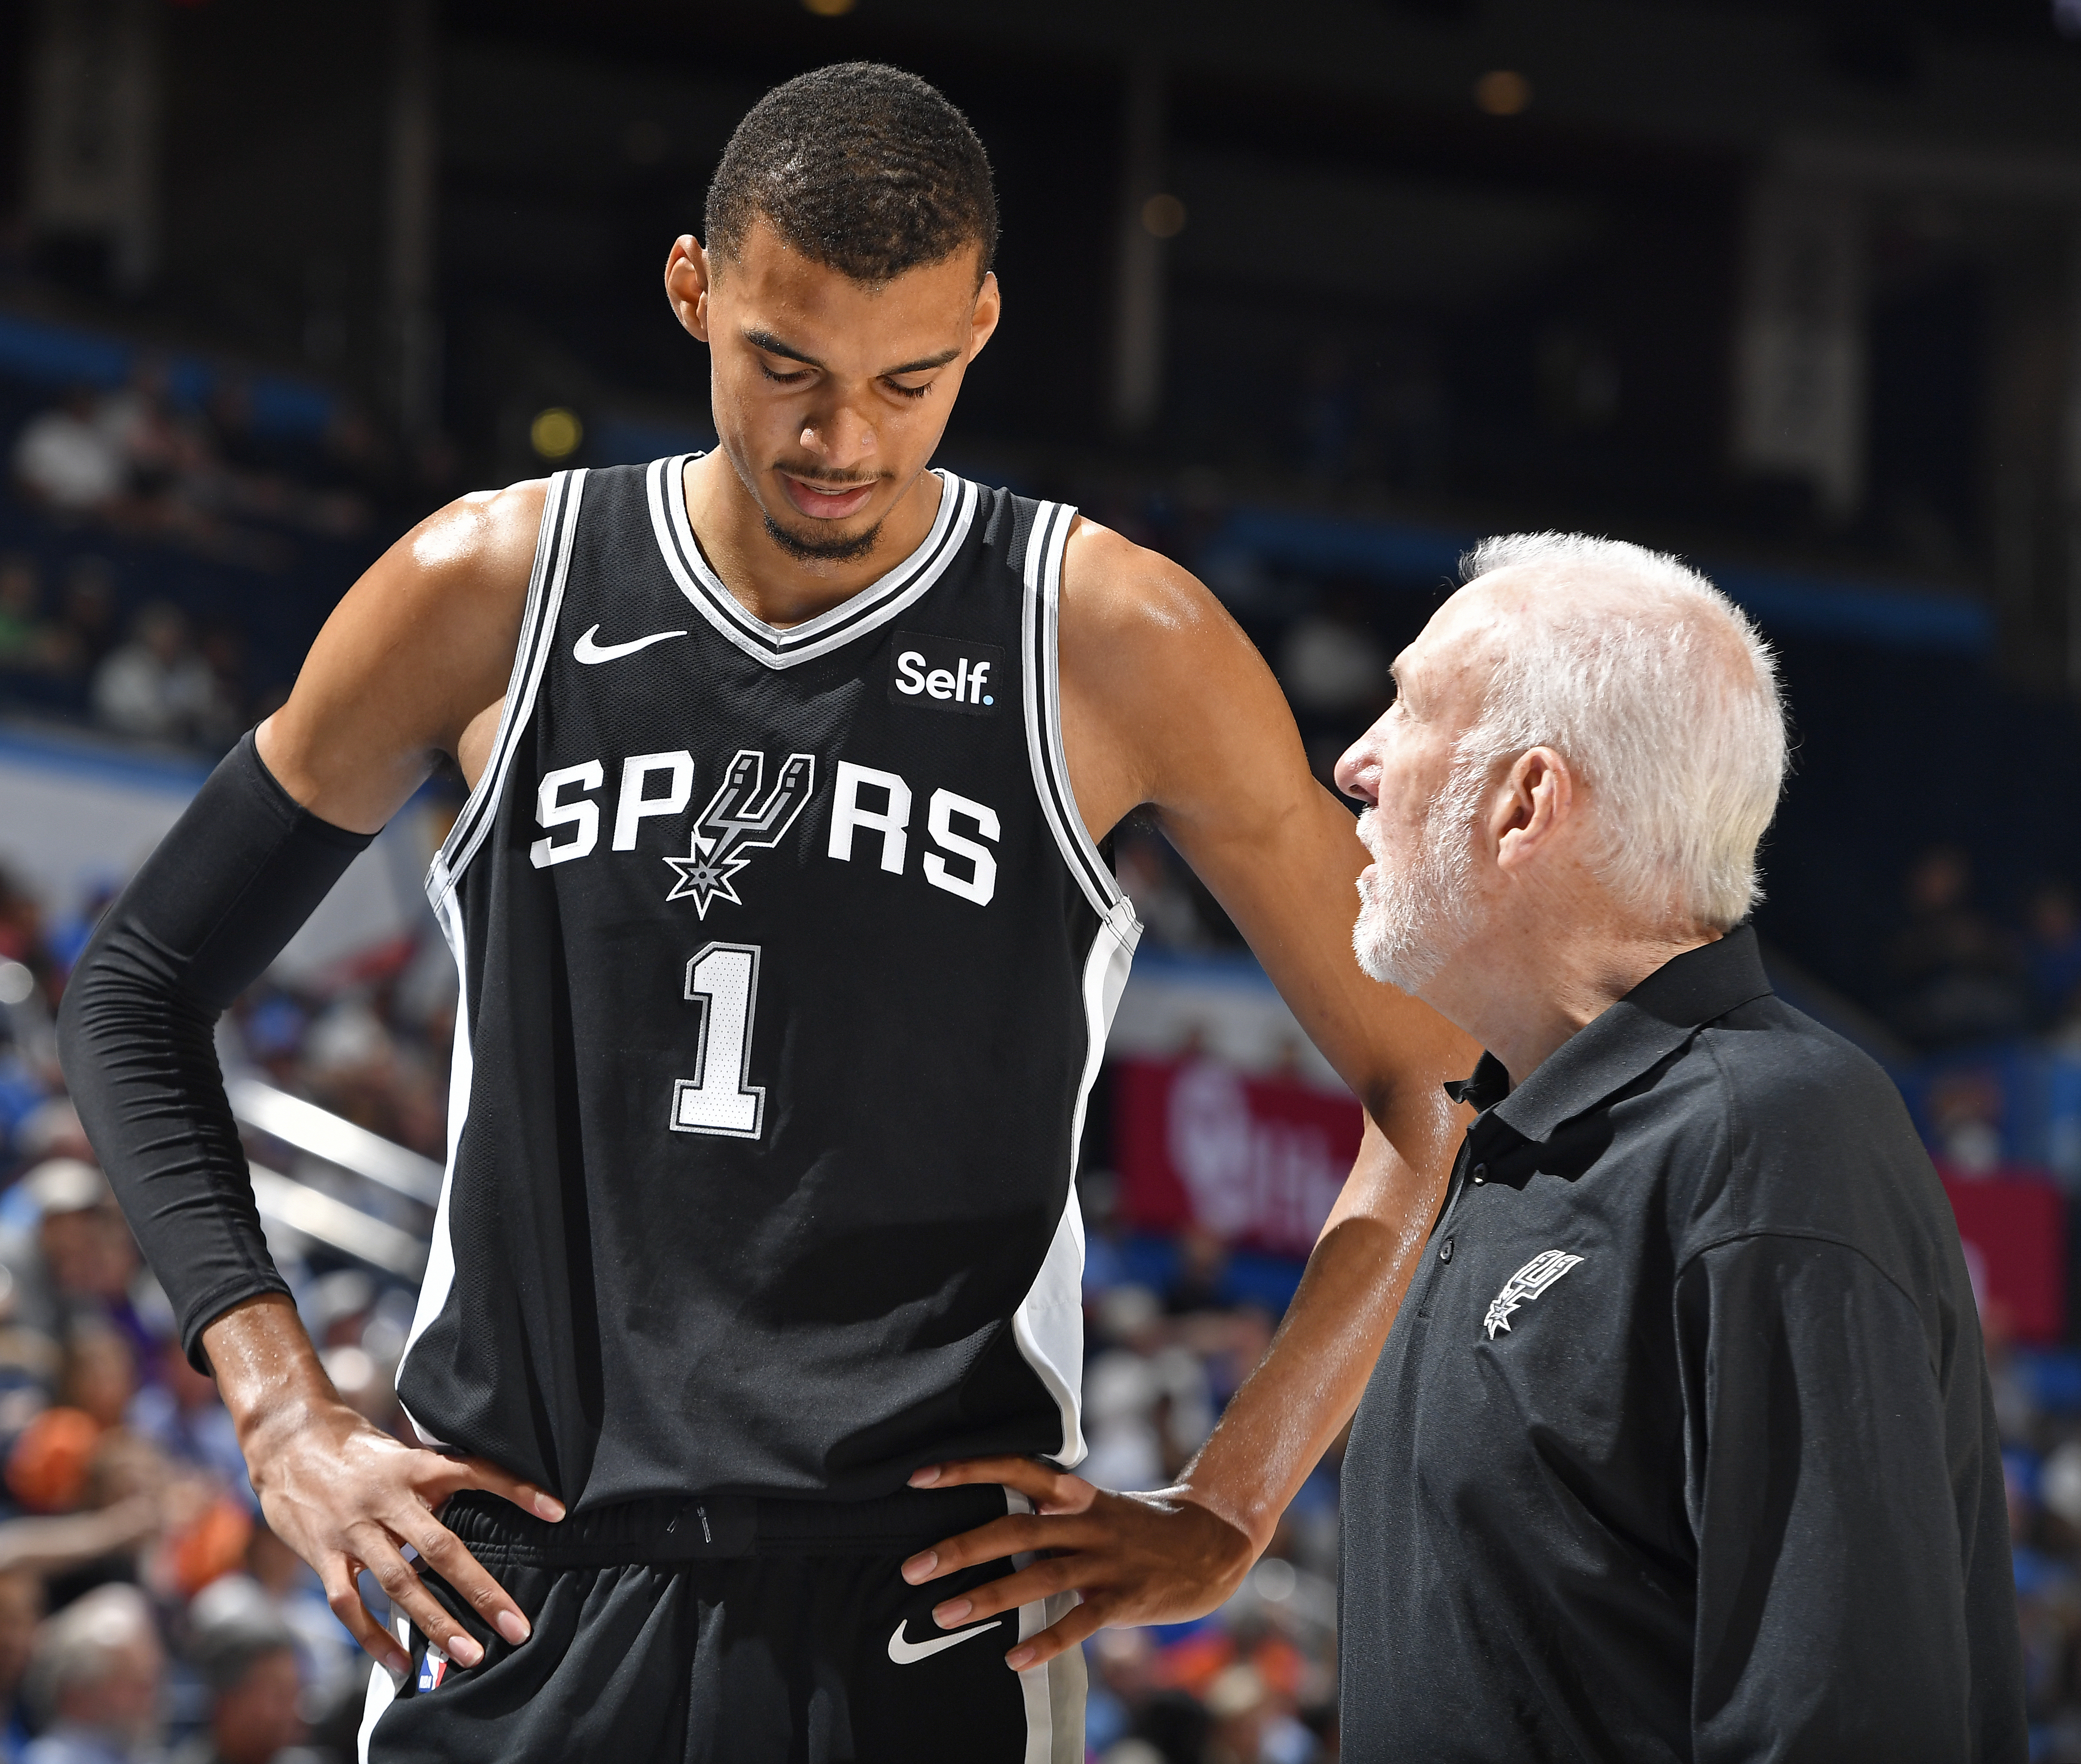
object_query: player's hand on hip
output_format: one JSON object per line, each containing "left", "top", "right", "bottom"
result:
{"left": 901, "top": 1455, "right": 1255, "bottom": 1671}
{"left": 244, "top": 1395, "right": 565, "bottom": 1676}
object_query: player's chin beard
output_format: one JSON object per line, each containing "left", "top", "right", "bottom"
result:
{"left": 762, "top": 509, "right": 884, "bottom": 564}
{"left": 1354, "top": 764, "right": 1486, "bottom": 995}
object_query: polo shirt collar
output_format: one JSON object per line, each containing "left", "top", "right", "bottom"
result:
{"left": 1451, "top": 924, "right": 1774, "bottom": 1145}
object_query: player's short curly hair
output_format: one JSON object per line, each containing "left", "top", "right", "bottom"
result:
{"left": 705, "top": 63, "right": 998, "bottom": 286}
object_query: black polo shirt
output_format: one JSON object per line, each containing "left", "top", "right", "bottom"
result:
{"left": 1339, "top": 926, "right": 2025, "bottom": 1764}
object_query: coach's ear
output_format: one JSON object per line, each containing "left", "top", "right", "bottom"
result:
{"left": 665, "top": 236, "right": 712, "bottom": 343}
{"left": 1491, "top": 746, "right": 1576, "bottom": 875}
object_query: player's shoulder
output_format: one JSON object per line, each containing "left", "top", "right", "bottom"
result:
{"left": 1054, "top": 515, "right": 1240, "bottom": 674}
{"left": 339, "top": 477, "right": 551, "bottom": 658}
{"left": 399, "top": 478, "right": 551, "bottom": 594}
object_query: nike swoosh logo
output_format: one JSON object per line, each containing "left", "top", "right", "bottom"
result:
{"left": 887, "top": 1618, "right": 1002, "bottom": 1665}
{"left": 573, "top": 624, "right": 689, "bottom": 664}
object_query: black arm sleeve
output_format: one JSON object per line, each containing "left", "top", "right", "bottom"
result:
{"left": 56, "top": 732, "right": 375, "bottom": 1368}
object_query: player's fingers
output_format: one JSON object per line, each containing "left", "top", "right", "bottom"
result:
{"left": 350, "top": 1525, "right": 487, "bottom": 1670}
{"left": 394, "top": 1507, "right": 534, "bottom": 1648}
{"left": 926, "top": 1554, "right": 1088, "bottom": 1629}
{"left": 1003, "top": 1599, "right": 1105, "bottom": 1672}
{"left": 901, "top": 1511, "right": 1082, "bottom": 1583}
{"left": 423, "top": 1453, "right": 566, "bottom": 1523}
{"left": 909, "top": 1456, "right": 1094, "bottom": 1514}
{"left": 321, "top": 1557, "right": 410, "bottom": 1676}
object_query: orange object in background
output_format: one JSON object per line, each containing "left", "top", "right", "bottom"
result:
{"left": 5, "top": 1407, "right": 99, "bottom": 1513}
{"left": 162, "top": 1492, "right": 253, "bottom": 1598}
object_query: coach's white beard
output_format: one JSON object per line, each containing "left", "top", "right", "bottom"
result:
{"left": 1354, "top": 762, "right": 1486, "bottom": 995}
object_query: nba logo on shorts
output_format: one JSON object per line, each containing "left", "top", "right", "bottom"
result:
{"left": 418, "top": 1641, "right": 450, "bottom": 1692}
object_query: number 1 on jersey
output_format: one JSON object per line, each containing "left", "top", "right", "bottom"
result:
{"left": 672, "top": 942, "right": 765, "bottom": 1139}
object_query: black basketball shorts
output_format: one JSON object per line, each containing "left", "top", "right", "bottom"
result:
{"left": 355, "top": 1484, "right": 1085, "bottom": 1764}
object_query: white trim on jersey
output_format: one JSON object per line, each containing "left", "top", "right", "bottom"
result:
{"left": 392, "top": 881, "right": 471, "bottom": 1448}
{"left": 645, "top": 455, "right": 978, "bottom": 669}
{"left": 1019, "top": 500, "right": 1141, "bottom": 938}
{"left": 1009, "top": 499, "right": 1140, "bottom": 1467}
{"left": 1007, "top": 1488, "right": 1092, "bottom": 1764}
{"left": 1011, "top": 919, "right": 1134, "bottom": 1466}
{"left": 426, "top": 467, "right": 588, "bottom": 910}
{"left": 402, "top": 466, "right": 585, "bottom": 1440}
{"left": 356, "top": 1615, "right": 413, "bottom": 1763}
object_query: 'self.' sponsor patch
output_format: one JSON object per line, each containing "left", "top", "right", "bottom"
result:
{"left": 888, "top": 631, "right": 1004, "bottom": 716}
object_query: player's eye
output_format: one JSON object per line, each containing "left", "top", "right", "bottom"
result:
{"left": 885, "top": 379, "right": 933, "bottom": 401}
{"left": 759, "top": 361, "right": 811, "bottom": 386}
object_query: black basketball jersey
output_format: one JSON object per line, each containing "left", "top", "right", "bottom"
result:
{"left": 395, "top": 459, "right": 1141, "bottom": 1511}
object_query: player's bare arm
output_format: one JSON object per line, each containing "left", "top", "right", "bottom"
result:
{"left": 191, "top": 483, "right": 559, "bottom": 1677}
{"left": 901, "top": 520, "right": 1478, "bottom": 1667}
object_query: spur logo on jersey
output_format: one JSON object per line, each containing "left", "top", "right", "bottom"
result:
{"left": 1483, "top": 1250, "right": 1584, "bottom": 1340}
{"left": 664, "top": 749, "right": 817, "bottom": 919}
{"left": 529, "top": 750, "right": 1002, "bottom": 909}
{"left": 889, "top": 630, "right": 1003, "bottom": 715}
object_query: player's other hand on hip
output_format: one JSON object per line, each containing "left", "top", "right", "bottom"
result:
{"left": 242, "top": 1391, "right": 565, "bottom": 1678}
{"left": 900, "top": 1455, "right": 1254, "bottom": 1671}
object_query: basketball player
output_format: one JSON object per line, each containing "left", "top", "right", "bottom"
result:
{"left": 59, "top": 65, "right": 1471, "bottom": 1761}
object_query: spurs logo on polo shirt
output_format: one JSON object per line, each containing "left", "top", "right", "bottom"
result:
{"left": 1483, "top": 1250, "right": 1584, "bottom": 1339}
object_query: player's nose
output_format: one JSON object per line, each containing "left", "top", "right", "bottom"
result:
{"left": 798, "top": 402, "right": 878, "bottom": 474}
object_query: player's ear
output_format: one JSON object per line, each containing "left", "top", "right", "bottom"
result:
{"left": 967, "top": 267, "right": 1001, "bottom": 361}
{"left": 665, "top": 236, "right": 712, "bottom": 343}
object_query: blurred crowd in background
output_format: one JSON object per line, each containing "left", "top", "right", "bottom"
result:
{"left": 0, "top": 342, "right": 2078, "bottom": 1759}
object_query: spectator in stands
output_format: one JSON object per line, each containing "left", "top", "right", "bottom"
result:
{"left": 1274, "top": 588, "right": 1391, "bottom": 784}
{"left": 90, "top": 605, "right": 238, "bottom": 749}
{"left": 0, "top": 1570, "right": 41, "bottom": 1763}
{"left": 92, "top": 363, "right": 191, "bottom": 511}
{"left": 53, "top": 561, "right": 117, "bottom": 682}
{"left": 1115, "top": 831, "right": 1207, "bottom": 950}
{"left": 240, "top": 1524, "right": 358, "bottom": 1732}
{"left": 176, "top": 1594, "right": 306, "bottom": 1764}
{"left": 21, "top": 1583, "right": 163, "bottom": 1764}
{"left": 2025, "top": 881, "right": 2081, "bottom": 1032}
{"left": 1887, "top": 843, "right": 2029, "bottom": 1047}
{"left": 9, "top": 394, "right": 127, "bottom": 522}
{"left": 0, "top": 560, "right": 67, "bottom": 679}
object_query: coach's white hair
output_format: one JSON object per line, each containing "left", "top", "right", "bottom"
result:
{"left": 1452, "top": 532, "right": 1787, "bottom": 931}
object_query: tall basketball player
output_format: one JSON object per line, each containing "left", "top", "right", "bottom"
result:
{"left": 60, "top": 65, "right": 1472, "bottom": 1762}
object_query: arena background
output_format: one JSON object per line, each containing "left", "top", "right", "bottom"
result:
{"left": 0, "top": 2, "right": 2079, "bottom": 1759}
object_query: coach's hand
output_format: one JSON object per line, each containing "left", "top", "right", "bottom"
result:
{"left": 900, "top": 1456, "right": 1255, "bottom": 1671}
{"left": 204, "top": 1295, "right": 564, "bottom": 1678}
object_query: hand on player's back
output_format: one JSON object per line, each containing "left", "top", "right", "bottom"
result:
{"left": 899, "top": 1455, "right": 1255, "bottom": 1670}
{"left": 206, "top": 1296, "right": 564, "bottom": 1676}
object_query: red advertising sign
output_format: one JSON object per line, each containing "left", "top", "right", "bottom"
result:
{"left": 1941, "top": 1173, "right": 2066, "bottom": 1346}
{"left": 1113, "top": 1058, "right": 1365, "bottom": 1258}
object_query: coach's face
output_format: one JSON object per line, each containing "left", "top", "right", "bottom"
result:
{"left": 666, "top": 222, "right": 1000, "bottom": 561}
{"left": 1335, "top": 590, "right": 1497, "bottom": 994}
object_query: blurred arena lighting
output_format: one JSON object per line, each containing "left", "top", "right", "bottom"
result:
{"left": 1474, "top": 69, "right": 1533, "bottom": 115}
{"left": 530, "top": 406, "right": 584, "bottom": 460}
{"left": 2059, "top": 0, "right": 2081, "bottom": 36}
{"left": 801, "top": 0, "right": 857, "bottom": 14}
{"left": 1251, "top": 1557, "right": 1298, "bottom": 1603}
{"left": 1141, "top": 193, "right": 1188, "bottom": 240}
{"left": 0, "top": 962, "right": 31, "bottom": 1005}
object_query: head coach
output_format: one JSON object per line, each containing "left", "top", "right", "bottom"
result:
{"left": 1330, "top": 533, "right": 2025, "bottom": 1763}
